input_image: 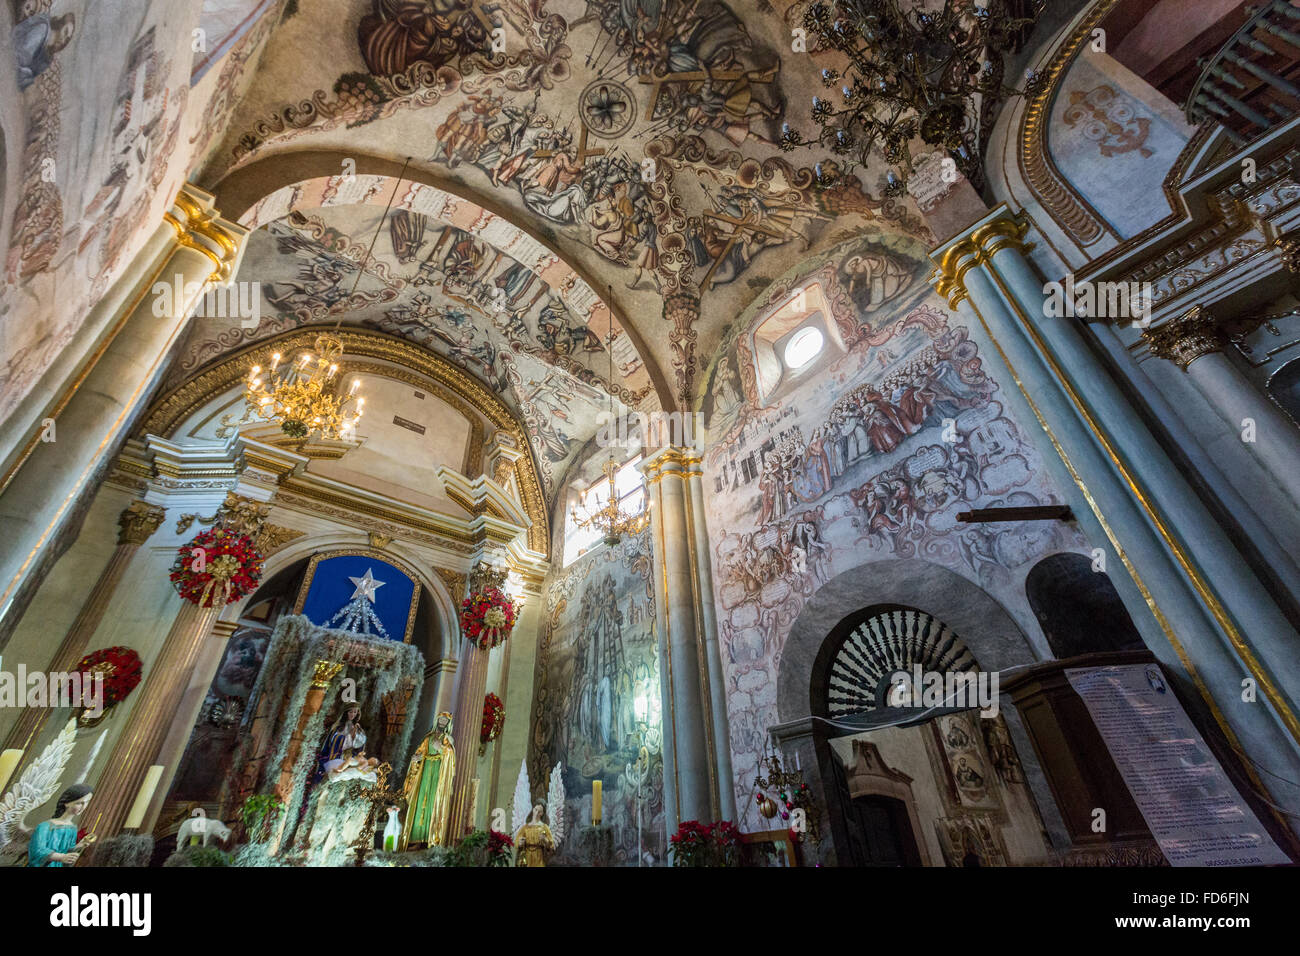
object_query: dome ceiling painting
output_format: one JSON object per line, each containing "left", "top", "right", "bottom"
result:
{"left": 187, "top": 0, "right": 939, "bottom": 500}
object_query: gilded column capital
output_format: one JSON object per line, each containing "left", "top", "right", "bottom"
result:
{"left": 163, "top": 184, "right": 248, "bottom": 284}
{"left": 929, "top": 207, "right": 1033, "bottom": 309}
{"left": 1141, "top": 305, "right": 1226, "bottom": 370}
{"left": 639, "top": 445, "right": 705, "bottom": 485}
{"left": 116, "top": 500, "right": 167, "bottom": 546}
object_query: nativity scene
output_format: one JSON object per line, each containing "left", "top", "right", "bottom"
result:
{"left": 1, "top": 0, "right": 1300, "bottom": 889}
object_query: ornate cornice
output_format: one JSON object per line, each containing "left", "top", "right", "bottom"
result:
{"left": 138, "top": 327, "right": 548, "bottom": 557}
{"left": 116, "top": 501, "right": 167, "bottom": 546}
{"left": 164, "top": 185, "right": 247, "bottom": 284}
{"left": 1141, "top": 305, "right": 1226, "bottom": 369}
{"left": 1017, "top": 0, "right": 1119, "bottom": 248}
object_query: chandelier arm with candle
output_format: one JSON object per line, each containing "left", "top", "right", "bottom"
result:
{"left": 570, "top": 294, "right": 650, "bottom": 547}
{"left": 780, "top": 0, "right": 1046, "bottom": 194}
{"left": 240, "top": 158, "right": 413, "bottom": 441}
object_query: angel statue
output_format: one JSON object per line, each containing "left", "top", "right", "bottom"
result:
{"left": 401, "top": 711, "right": 455, "bottom": 849}
{"left": 0, "top": 719, "right": 82, "bottom": 866}
{"left": 29, "top": 784, "right": 96, "bottom": 867}
{"left": 511, "top": 760, "right": 565, "bottom": 867}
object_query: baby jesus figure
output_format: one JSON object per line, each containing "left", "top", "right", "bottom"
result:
{"left": 329, "top": 748, "right": 379, "bottom": 778}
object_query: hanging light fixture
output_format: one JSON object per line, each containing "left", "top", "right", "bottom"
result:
{"left": 570, "top": 301, "right": 650, "bottom": 546}
{"left": 779, "top": 0, "right": 1046, "bottom": 193}
{"left": 240, "top": 158, "right": 413, "bottom": 440}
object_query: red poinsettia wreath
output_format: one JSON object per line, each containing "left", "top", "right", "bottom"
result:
{"left": 460, "top": 587, "right": 516, "bottom": 649}
{"left": 74, "top": 646, "right": 143, "bottom": 708}
{"left": 169, "top": 528, "right": 263, "bottom": 607}
{"left": 481, "top": 692, "right": 506, "bottom": 746}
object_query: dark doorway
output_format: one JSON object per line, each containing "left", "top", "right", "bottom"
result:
{"left": 824, "top": 749, "right": 923, "bottom": 867}
{"left": 845, "top": 794, "right": 923, "bottom": 867}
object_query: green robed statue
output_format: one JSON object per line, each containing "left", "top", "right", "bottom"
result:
{"left": 401, "top": 711, "right": 455, "bottom": 849}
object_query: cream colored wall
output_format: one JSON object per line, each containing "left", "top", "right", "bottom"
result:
{"left": 0, "top": 479, "right": 230, "bottom": 822}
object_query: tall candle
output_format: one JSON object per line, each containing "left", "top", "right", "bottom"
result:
{"left": 0, "top": 749, "right": 22, "bottom": 796}
{"left": 592, "top": 779, "right": 602, "bottom": 825}
{"left": 124, "top": 765, "right": 164, "bottom": 830}
{"left": 470, "top": 778, "right": 481, "bottom": 827}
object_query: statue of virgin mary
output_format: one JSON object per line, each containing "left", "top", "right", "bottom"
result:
{"left": 400, "top": 711, "right": 455, "bottom": 849}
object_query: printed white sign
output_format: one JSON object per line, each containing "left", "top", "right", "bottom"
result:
{"left": 1067, "top": 663, "right": 1289, "bottom": 867}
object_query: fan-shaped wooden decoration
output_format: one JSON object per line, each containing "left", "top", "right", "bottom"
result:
{"left": 826, "top": 608, "right": 977, "bottom": 720}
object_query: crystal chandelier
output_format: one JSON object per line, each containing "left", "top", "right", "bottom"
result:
{"left": 571, "top": 457, "right": 650, "bottom": 547}
{"left": 780, "top": 0, "right": 1046, "bottom": 194}
{"left": 243, "top": 333, "right": 363, "bottom": 439}
{"left": 570, "top": 301, "right": 650, "bottom": 547}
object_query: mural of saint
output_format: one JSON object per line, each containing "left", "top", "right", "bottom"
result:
{"left": 12, "top": 11, "right": 76, "bottom": 92}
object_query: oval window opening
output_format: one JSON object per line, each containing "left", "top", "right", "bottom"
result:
{"left": 784, "top": 326, "right": 824, "bottom": 370}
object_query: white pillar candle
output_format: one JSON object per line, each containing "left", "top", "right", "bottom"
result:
{"left": 0, "top": 749, "right": 22, "bottom": 796}
{"left": 124, "top": 765, "right": 164, "bottom": 830}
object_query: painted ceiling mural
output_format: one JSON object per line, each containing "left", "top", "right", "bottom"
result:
{"left": 199, "top": 0, "right": 934, "bottom": 412}
{"left": 0, "top": 0, "right": 280, "bottom": 429}
{"left": 691, "top": 233, "right": 1093, "bottom": 832}
{"left": 169, "top": 182, "right": 649, "bottom": 494}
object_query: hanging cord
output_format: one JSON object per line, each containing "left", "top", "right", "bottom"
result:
{"left": 334, "top": 155, "right": 412, "bottom": 331}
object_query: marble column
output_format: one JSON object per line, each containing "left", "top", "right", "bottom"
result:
{"left": 683, "top": 451, "right": 736, "bottom": 821}
{"left": 641, "top": 446, "right": 727, "bottom": 825}
{"left": 1, "top": 500, "right": 165, "bottom": 760}
{"left": 446, "top": 637, "right": 490, "bottom": 841}
{"left": 931, "top": 207, "right": 1300, "bottom": 826}
{"left": 82, "top": 599, "right": 221, "bottom": 837}
{"left": 0, "top": 185, "right": 247, "bottom": 650}
{"left": 1142, "top": 305, "right": 1300, "bottom": 510}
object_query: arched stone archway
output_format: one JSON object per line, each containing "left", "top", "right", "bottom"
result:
{"left": 206, "top": 151, "right": 674, "bottom": 410}
{"left": 771, "top": 557, "right": 1068, "bottom": 865}
{"left": 776, "top": 557, "right": 1040, "bottom": 726}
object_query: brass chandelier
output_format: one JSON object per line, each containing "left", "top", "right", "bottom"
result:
{"left": 570, "top": 301, "right": 650, "bottom": 547}
{"left": 571, "top": 457, "right": 651, "bottom": 547}
{"left": 240, "top": 158, "right": 413, "bottom": 441}
{"left": 243, "top": 334, "right": 363, "bottom": 440}
{"left": 780, "top": 0, "right": 1045, "bottom": 193}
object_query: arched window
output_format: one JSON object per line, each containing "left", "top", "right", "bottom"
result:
{"left": 1025, "top": 553, "right": 1145, "bottom": 658}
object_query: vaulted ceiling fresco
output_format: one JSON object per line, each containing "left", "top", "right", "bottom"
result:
{"left": 197, "top": 0, "right": 935, "bottom": 418}
{"left": 3, "top": 0, "right": 941, "bottom": 506}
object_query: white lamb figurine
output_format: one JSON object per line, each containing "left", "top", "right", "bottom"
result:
{"left": 176, "top": 816, "right": 231, "bottom": 848}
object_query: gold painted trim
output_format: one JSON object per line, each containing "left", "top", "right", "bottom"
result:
{"left": 293, "top": 547, "right": 423, "bottom": 643}
{"left": 955, "top": 291, "right": 1293, "bottom": 841}
{"left": 1017, "top": 0, "right": 1120, "bottom": 247}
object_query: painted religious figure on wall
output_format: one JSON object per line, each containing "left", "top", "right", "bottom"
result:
{"left": 401, "top": 711, "right": 456, "bottom": 849}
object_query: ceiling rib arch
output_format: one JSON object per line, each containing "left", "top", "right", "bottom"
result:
{"left": 205, "top": 149, "right": 673, "bottom": 411}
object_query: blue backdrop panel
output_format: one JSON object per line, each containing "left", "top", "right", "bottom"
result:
{"left": 301, "top": 555, "right": 416, "bottom": 641}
